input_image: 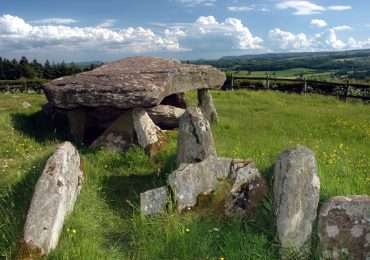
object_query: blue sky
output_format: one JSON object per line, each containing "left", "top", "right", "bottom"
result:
{"left": 0, "top": 0, "right": 369, "bottom": 62}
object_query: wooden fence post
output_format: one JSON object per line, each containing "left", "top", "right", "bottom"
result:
{"left": 266, "top": 76, "right": 270, "bottom": 89}
{"left": 345, "top": 80, "right": 350, "bottom": 103}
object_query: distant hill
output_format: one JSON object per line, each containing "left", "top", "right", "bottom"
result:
{"left": 219, "top": 49, "right": 370, "bottom": 61}
{"left": 190, "top": 49, "right": 370, "bottom": 73}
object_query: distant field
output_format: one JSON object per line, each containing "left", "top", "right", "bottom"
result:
{"left": 1, "top": 91, "right": 369, "bottom": 259}
{"left": 232, "top": 68, "right": 336, "bottom": 80}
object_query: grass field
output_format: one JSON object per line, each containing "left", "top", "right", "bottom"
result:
{"left": 232, "top": 68, "right": 336, "bottom": 80}
{"left": 0, "top": 90, "right": 369, "bottom": 259}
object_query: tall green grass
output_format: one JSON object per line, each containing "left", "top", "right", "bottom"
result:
{"left": 0, "top": 91, "right": 369, "bottom": 259}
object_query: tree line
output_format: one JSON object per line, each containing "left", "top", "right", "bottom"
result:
{"left": 0, "top": 56, "right": 101, "bottom": 81}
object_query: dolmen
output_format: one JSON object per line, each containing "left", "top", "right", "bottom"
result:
{"left": 42, "top": 56, "right": 225, "bottom": 155}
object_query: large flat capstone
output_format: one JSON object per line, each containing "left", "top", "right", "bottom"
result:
{"left": 44, "top": 56, "right": 226, "bottom": 109}
{"left": 22, "top": 142, "right": 83, "bottom": 255}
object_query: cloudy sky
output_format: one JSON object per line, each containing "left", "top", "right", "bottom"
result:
{"left": 1, "top": 0, "right": 369, "bottom": 62}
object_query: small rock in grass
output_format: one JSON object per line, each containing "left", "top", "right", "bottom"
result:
{"left": 140, "top": 186, "right": 169, "bottom": 215}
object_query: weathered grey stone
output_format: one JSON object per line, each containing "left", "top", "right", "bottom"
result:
{"left": 140, "top": 186, "right": 169, "bottom": 215}
{"left": 176, "top": 107, "right": 216, "bottom": 165}
{"left": 89, "top": 110, "right": 136, "bottom": 152}
{"left": 132, "top": 108, "right": 168, "bottom": 156}
{"left": 168, "top": 156, "right": 232, "bottom": 212}
{"left": 225, "top": 160, "right": 269, "bottom": 218}
{"left": 44, "top": 56, "right": 226, "bottom": 109}
{"left": 146, "top": 105, "right": 185, "bottom": 129}
{"left": 90, "top": 108, "right": 167, "bottom": 155}
{"left": 273, "top": 145, "right": 320, "bottom": 254}
{"left": 67, "top": 107, "right": 87, "bottom": 143}
{"left": 198, "top": 89, "right": 218, "bottom": 124}
{"left": 22, "top": 142, "right": 83, "bottom": 255}
{"left": 319, "top": 195, "right": 370, "bottom": 260}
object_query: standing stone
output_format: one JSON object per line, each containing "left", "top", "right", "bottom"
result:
{"left": 319, "top": 195, "right": 370, "bottom": 260}
{"left": 225, "top": 160, "right": 269, "bottom": 218}
{"left": 21, "top": 142, "right": 83, "bottom": 255}
{"left": 273, "top": 146, "right": 320, "bottom": 256}
{"left": 67, "top": 107, "right": 87, "bottom": 143}
{"left": 146, "top": 105, "right": 185, "bottom": 130}
{"left": 140, "top": 186, "right": 169, "bottom": 215}
{"left": 132, "top": 108, "right": 168, "bottom": 156}
{"left": 176, "top": 107, "right": 216, "bottom": 165}
{"left": 198, "top": 89, "right": 218, "bottom": 124}
{"left": 168, "top": 156, "right": 232, "bottom": 212}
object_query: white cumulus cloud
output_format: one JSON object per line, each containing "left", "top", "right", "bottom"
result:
{"left": 268, "top": 27, "right": 370, "bottom": 52}
{"left": 165, "top": 16, "right": 263, "bottom": 51}
{"left": 0, "top": 14, "right": 183, "bottom": 54}
{"left": 311, "top": 19, "right": 327, "bottom": 28}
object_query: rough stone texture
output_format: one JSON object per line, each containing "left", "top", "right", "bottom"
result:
{"left": 225, "top": 160, "right": 269, "bottom": 218}
{"left": 132, "top": 108, "right": 168, "bottom": 156}
{"left": 90, "top": 108, "right": 167, "bottom": 155}
{"left": 319, "top": 195, "right": 370, "bottom": 260}
{"left": 89, "top": 110, "right": 136, "bottom": 152}
{"left": 168, "top": 156, "right": 232, "bottom": 212}
{"left": 44, "top": 56, "right": 226, "bottom": 109}
{"left": 176, "top": 107, "right": 216, "bottom": 165}
{"left": 273, "top": 145, "right": 320, "bottom": 252}
{"left": 22, "top": 142, "right": 83, "bottom": 254}
{"left": 140, "top": 186, "right": 169, "bottom": 215}
{"left": 197, "top": 89, "right": 218, "bottom": 124}
{"left": 146, "top": 105, "right": 185, "bottom": 129}
{"left": 67, "top": 107, "right": 87, "bottom": 143}
{"left": 160, "top": 92, "right": 188, "bottom": 109}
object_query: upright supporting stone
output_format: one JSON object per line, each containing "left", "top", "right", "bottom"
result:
{"left": 21, "top": 142, "right": 83, "bottom": 255}
{"left": 319, "top": 195, "right": 370, "bottom": 260}
{"left": 132, "top": 108, "right": 168, "bottom": 156}
{"left": 67, "top": 107, "right": 87, "bottom": 143}
{"left": 197, "top": 89, "right": 218, "bottom": 124}
{"left": 176, "top": 107, "right": 216, "bottom": 165}
{"left": 273, "top": 145, "right": 320, "bottom": 258}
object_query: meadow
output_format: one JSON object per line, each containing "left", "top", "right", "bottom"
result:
{"left": 0, "top": 90, "right": 369, "bottom": 259}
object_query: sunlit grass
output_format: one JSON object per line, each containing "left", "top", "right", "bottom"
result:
{"left": 1, "top": 90, "right": 369, "bottom": 259}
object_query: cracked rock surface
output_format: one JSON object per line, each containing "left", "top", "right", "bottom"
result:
{"left": 44, "top": 56, "right": 226, "bottom": 109}
{"left": 176, "top": 107, "right": 216, "bottom": 165}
